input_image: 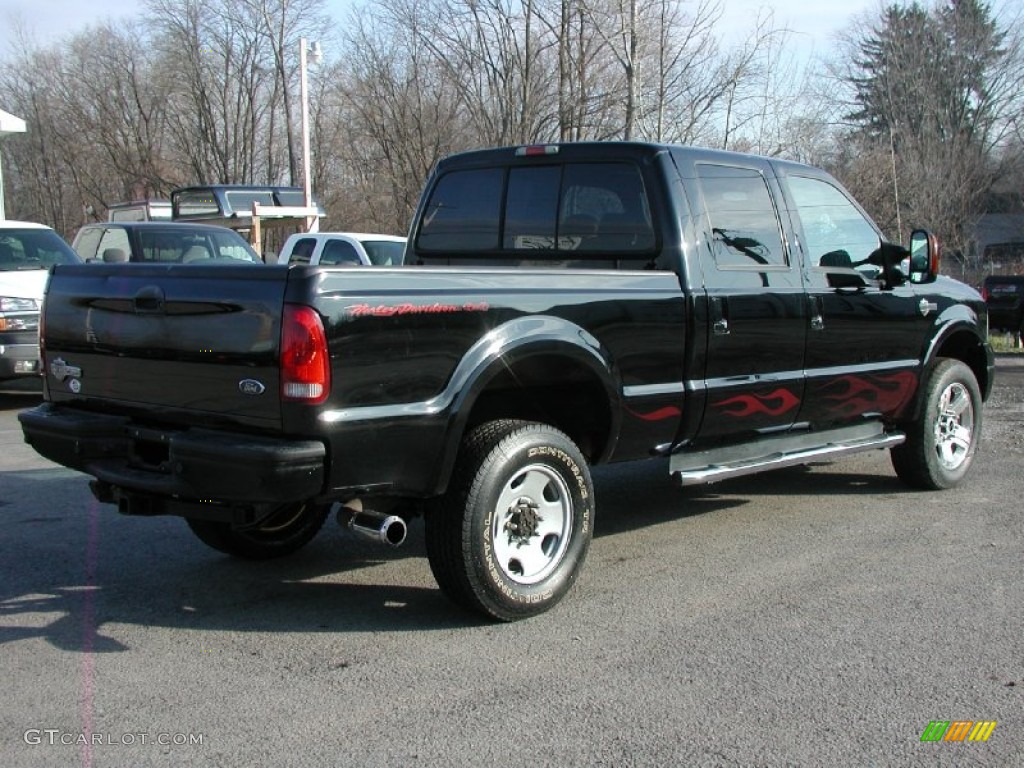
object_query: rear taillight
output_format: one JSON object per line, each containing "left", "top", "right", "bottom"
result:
{"left": 980, "top": 285, "right": 989, "bottom": 301}
{"left": 281, "top": 304, "right": 330, "bottom": 404}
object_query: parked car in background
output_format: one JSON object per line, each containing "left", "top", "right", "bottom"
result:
{"left": 171, "top": 184, "right": 327, "bottom": 261}
{"left": 0, "top": 220, "right": 82, "bottom": 381}
{"left": 981, "top": 274, "right": 1024, "bottom": 336}
{"left": 72, "top": 221, "right": 262, "bottom": 264}
{"left": 277, "top": 232, "right": 407, "bottom": 266}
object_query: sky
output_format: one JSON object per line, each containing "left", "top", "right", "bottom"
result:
{"left": 1, "top": 0, "right": 880, "bottom": 63}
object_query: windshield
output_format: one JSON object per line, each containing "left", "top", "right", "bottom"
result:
{"left": 0, "top": 229, "right": 81, "bottom": 270}
{"left": 362, "top": 240, "right": 406, "bottom": 266}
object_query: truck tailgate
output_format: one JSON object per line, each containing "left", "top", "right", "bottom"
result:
{"left": 41, "top": 263, "right": 287, "bottom": 429}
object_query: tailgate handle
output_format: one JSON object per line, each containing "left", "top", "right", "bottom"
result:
{"left": 133, "top": 285, "right": 166, "bottom": 314}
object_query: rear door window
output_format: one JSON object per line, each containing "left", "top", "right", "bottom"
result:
{"left": 696, "top": 164, "right": 787, "bottom": 269}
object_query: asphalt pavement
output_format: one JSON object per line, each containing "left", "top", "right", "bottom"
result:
{"left": 1, "top": 363, "right": 1021, "bottom": 767}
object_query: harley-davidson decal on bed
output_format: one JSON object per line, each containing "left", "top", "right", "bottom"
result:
{"left": 345, "top": 302, "right": 490, "bottom": 318}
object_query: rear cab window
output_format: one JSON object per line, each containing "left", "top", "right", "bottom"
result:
{"left": 362, "top": 240, "right": 405, "bottom": 266}
{"left": 415, "top": 158, "right": 656, "bottom": 264}
{"left": 320, "top": 240, "right": 362, "bottom": 265}
{"left": 96, "top": 228, "right": 132, "bottom": 263}
{"left": 72, "top": 227, "right": 104, "bottom": 261}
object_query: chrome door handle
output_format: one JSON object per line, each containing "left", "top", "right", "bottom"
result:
{"left": 710, "top": 296, "right": 729, "bottom": 335}
{"left": 809, "top": 295, "right": 824, "bottom": 331}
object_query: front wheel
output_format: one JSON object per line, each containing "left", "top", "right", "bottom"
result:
{"left": 185, "top": 502, "right": 329, "bottom": 560}
{"left": 891, "top": 358, "right": 982, "bottom": 490}
{"left": 425, "top": 420, "right": 595, "bottom": 621}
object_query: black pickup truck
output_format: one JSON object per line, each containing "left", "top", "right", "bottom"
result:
{"left": 982, "top": 274, "right": 1024, "bottom": 337}
{"left": 20, "top": 142, "right": 994, "bottom": 620}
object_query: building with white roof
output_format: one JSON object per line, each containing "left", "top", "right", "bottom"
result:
{"left": 0, "top": 109, "right": 27, "bottom": 220}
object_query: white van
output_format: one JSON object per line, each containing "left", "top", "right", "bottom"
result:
{"left": 277, "top": 232, "right": 407, "bottom": 267}
{"left": 0, "top": 221, "right": 82, "bottom": 380}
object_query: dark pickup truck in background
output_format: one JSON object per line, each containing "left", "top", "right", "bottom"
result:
{"left": 982, "top": 274, "right": 1024, "bottom": 339}
{"left": 20, "top": 142, "right": 994, "bottom": 620}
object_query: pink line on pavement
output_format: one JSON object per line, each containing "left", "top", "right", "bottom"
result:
{"left": 80, "top": 498, "right": 100, "bottom": 768}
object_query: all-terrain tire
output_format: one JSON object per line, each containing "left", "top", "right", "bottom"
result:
{"left": 891, "top": 358, "right": 982, "bottom": 490}
{"left": 425, "top": 420, "right": 595, "bottom": 621}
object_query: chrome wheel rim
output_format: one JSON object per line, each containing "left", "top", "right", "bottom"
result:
{"left": 933, "top": 382, "right": 974, "bottom": 471}
{"left": 491, "top": 464, "right": 573, "bottom": 585}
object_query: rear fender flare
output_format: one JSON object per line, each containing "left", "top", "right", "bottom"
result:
{"left": 431, "top": 315, "right": 621, "bottom": 496}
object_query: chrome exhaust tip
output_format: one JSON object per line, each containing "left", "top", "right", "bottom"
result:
{"left": 336, "top": 502, "right": 407, "bottom": 547}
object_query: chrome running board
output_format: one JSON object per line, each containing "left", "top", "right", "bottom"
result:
{"left": 670, "top": 423, "right": 905, "bottom": 486}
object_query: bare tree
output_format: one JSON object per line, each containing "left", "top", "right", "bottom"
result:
{"left": 640, "top": 0, "right": 719, "bottom": 141}
{"left": 326, "top": 1, "right": 469, "bottom": 231}
{"left": 1, "top": 0, "right": 926, "bottom": 239}
{"left": 824, "top": 0, "right": 1024, "bottom": 261}
{"left": 0, "top": 20, "right": 175, "bottom": 234}
{"left": 145, "top": 0, "right": 325, "bottom": 185}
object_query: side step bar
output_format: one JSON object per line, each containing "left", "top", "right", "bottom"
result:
{"left": 670, "top": 423, "right": 906, "bottom": 486}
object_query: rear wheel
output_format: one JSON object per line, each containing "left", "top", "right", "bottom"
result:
{"left": 186, "top": 502, "right": 329, "bottom": 560}
{"left": 425, "top": 420, "right": 594, "bottom": 621}
{"left": 891, "top": 358, "right": 982, "bottom": 490}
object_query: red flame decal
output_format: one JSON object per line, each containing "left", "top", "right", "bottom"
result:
{"left": 714, "top": 388, "right": 800, "bottom": 418}
{"left": 625, "top": 406, "right": 682, "bottom": 422}
{"left": 823, "top": 372, "right": 917, "bottom": 416}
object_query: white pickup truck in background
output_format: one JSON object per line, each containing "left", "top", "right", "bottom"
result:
{"left": 277, "top": 232, "right": 407, "bottom": 266}
{"left": 0, "top": 220, "right": 82, "bottom": 381}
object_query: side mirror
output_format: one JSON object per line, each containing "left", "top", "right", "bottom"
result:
{"left": 909, "top": 229, "right": 940, "bottom": 284}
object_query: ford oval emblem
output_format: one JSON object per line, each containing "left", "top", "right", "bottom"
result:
{"left": 238, "top": 379, "right": 266, "bottom": 396}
